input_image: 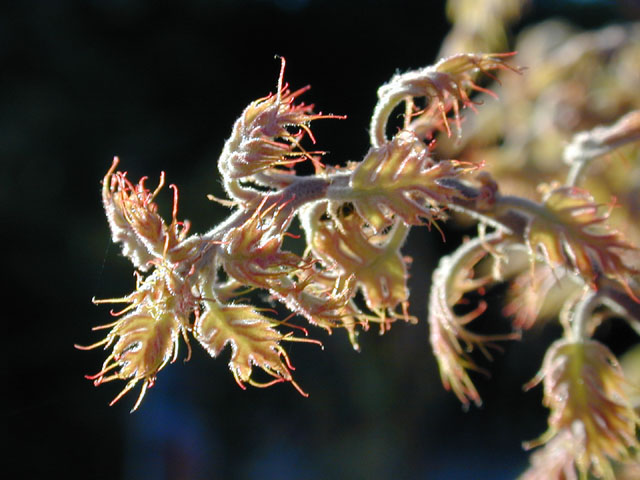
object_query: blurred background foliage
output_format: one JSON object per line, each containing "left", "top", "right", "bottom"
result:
{"left": 4, "top": 1, "right": 638, "bottom": 479}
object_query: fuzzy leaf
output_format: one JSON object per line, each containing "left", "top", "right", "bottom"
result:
{"left": 351, "top": 131, "right": 474, "bottom": 232}
{"left": 217, "top": 59, "right": 342, "bottom": 197}
{"left": 525, "top": 338, "right": 640, "bottom": 480}
{"left": 428, "top": 235, "right": 517, "bottom": 407}
{"left": 270, "top": 272, "right": 363, "bottom": 344}
{"left": 371, "top": 52, "right": 521, "bottom": 144}
{"left": 86, "top": 309, "right": 182, "bottom": 411}
{"left": 102, "top": 158, "right": 195, "bottom": 269}
{"left": 503, "top": 263, "right": 581, "bottom": 331}
{"left": 195, "top": 303, "right": 302, "bottom": 391}
{"left": 526, "top": 186, "right": 639, "bottom": 291}
{"left": 220, "top": 196, "right": 303, "bottom": 290}
{"left": 220, "top": 198, "right": 364, "bottom": 347}
{"left": 309, "top": 212, "right": 409, "bottom": 311}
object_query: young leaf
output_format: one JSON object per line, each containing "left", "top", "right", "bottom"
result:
{"left": 194, "top": 302, "right": 310, "bottom": 394}
{"left": 308, "top": 209, "right": 409, "bottom": 312}
{"left": 83, "top": 309, "right": 183, "bottom": 412}
{"left": 350, "top": 130, "right": 475, "bottom": 232}
{"left": 428, "top": 235, "right": 517, "bottom": 407}
{"left": 526, "top": 186, "right": 639, "bottom": 296}
{"left": 525, "top": 338, "right": 640, "bottom": 480}
{"left": 371, "top": 52, "right": 520, "bottom": 145}
{"left": 220, "top": 196, "right": 303, "bottom": 290}
{"left": 217, "top": 58, "right": 342, "bottom": 200}
{"left": 102, "top": 158, "right": 195, "bottom": 269}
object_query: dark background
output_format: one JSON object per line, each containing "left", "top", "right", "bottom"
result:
{"left": 5, "top": 1, "right": 638, "bottom": 479}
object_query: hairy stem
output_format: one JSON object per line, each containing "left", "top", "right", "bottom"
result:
{"left": 565, "top": 110, "right": 640, "bottom": 187}
{"left": 569, "top": 288, "right": 600, "bottom": 341}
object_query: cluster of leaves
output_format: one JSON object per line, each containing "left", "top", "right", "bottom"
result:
{"left": 81, "top": 52, "right": 519, "bottom": 406}
{"left": 81, "top": 7, "right": 640, "bottom": 479}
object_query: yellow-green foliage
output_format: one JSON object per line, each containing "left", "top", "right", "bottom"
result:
{"left": 80, "top": 2, "right": 639, "bottom": 478}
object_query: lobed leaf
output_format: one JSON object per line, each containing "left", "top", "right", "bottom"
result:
{"left": 270, "top": 271, "right": 364, "bottom": 346}
{"left": 371, "top": 52, "right": 521, "bottom": 145}
{"left": 194, "top": 302, "right": 308, "bottom": 393}
{"left": 220, "top": 196, "right": 304, "bottom": 290}
{"left": 525, "top": 338, "right": 640, "bottom": 480}
{"left": 217, "top": 58, "right": 342, "bottom": 198}
{"left": 526, "top": 186, "right": 639, "bottom": 294}
{"left": 308, "top": 209, "right": 409, "bottom": 312}
{"left": 85, "top": 309, "right": 183, "bottom": 412}
{"left": 503, "top": 262, "right": 581, "bottom": 331}
{"left": 102, "top": 158, "right": 195, "bottom": 269}
{"left": 350, "top": 130, "right": 476, "bottom": 232}
{"left": 428, "top": 235, "right": 517, "bottom": 407}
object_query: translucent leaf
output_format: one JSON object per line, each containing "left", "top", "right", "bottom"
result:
{"left": 503, "top": 263, "right": 581, "bottom": 331}
{"left": 85, "top": 310, "right": 182, "bottom": 411}
{"left": 195, "top": 302, "right": 307, "bottom": 393}
{"left": 102, "top": 158, "right": 195, "bottom": 269}
{"left": 428, "top": 235, "right": 517, "bottom": 407}
{"left": 270, "top": 271, "right": 363, "bottom": 346}
{"left": 525, "top": 338, "right": 640, "bottom": 480}
{"left": 350, "top": 130, "right": 475, "bottom": 232}
{"left": 371, "top": 52, "right": 520, "bottom": 144}
{"left": 82, "top": 267, "right": 195, "bottom": 411}
{"left": 220, "top": 196, "right": 304, "bottom": 290}
{"left": 526, "top": 186, "right": 639, "bottom": 293}
{"left": 309, "top": 210, "right": 409, "bottom": 312}
{"left": 218, "top": 58, "right": 342, "bottom": 192}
